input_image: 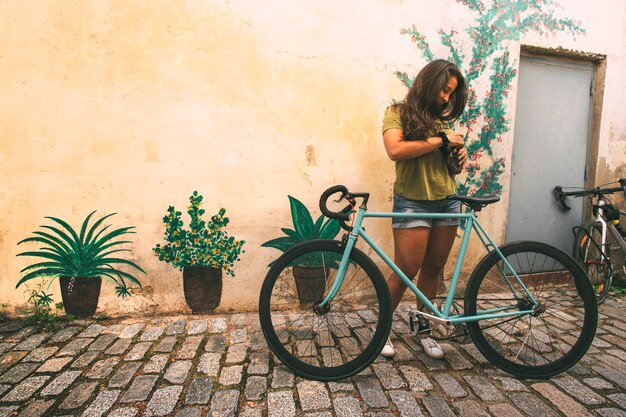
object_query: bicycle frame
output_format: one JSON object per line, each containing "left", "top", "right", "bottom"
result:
{"left": 594, "top": 199, "right": 626, "bottom": 256}
{"left": 318, "top": 204, "right": 539, "bottom": 325}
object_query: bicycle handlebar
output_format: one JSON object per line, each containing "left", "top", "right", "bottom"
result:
{"left": 319, "top": 185, "right": 353, "bottom": 222}
{"left": 554, "top": 178, "right": 626, "bottom": 211}
{"left": 319, "top": 185, "right": 370, "bottom": 231}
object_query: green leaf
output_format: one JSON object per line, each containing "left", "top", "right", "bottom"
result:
{"left": 20, "top": 261, "right": 64, "bottom": 273}
{"left": 116, "top": 284, "right": 132, "bottom": 299}
{"left": 17, "top": 251, "right": 67, "bottom": 264}
{"left": 92, "top": 248, "right": 132, "bottom": 260}
{"left": 288, "top": 196, "right": 314, "bottom": 239}
{"left": 46, "top": 216, "right": 80, "bottom": 238}
{"left": 92, "top": 226, "right": 135, "bottom": 249}
{"left": 18, "top": 237, "right": 68, "bottom": 257}
{"left": 89, "top": 257, "right": 146, "bottom": 274}
{"left": 40, "top": 225, "right": 80, "bottom": 259}
{"left": 31, "top": 230, "right": 73, "bottom": 251}
{"left": 36, "top": 247, "right": 76, "bottom": 269}
{"left": 319, "top": 218, "right": 341, "bottom": 239}
{"left": 36, "top": 291, "right": 54, "bottom": 306}
{"left": 16, "top": 268, "right": 67, "bottom": 288}
{"left": 18, "top": 235, "right": 67, "bottom": 254}
{"left": 78, "top": 211, "right": 97, "bottom": 246}
{"left": 280, "top": 228, "right": 299, "bottom": 238}
{"left": 86, "top": 227, "right": 125, "bottom": 261}
{"left": 85, "top": 223, "right": 112, "bottom": 249}
{"left": 260, "top": 236, "right": 301, "bottom": 252}
{"left": 313, "top": 215, "right": 324, "bottom": 236}
{"left": 90, "top": 267, "right": 143, "bottom": 287}
{"left": 87, "top": 240, "right": 133, "bottom": 258}
{"left": 45, "top": 276, "right": 60, "bottom": 291}
{"left": 46, "top": 216, "right": 81, "bottom": 253}
{"left": 83, "top": 212, "right": 116, "bottom": 246}
{"left": 25, "top": 230, "right": 76, "bottom": 256}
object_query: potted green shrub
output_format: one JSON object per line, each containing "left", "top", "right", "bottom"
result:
{"left": 16, "top": 211, "right": 145, "bottom": 317}
{"left": 153, "top": 191, "right": 245, "bottom": 313}
{"left": 261, "top": 195, "right": 341, "bottom": 303}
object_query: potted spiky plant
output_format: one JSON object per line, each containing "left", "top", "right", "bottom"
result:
{"left": 16, "top": 211, "right": 145, "bottom": 317}
{"left": 153, "top": 191, "right": 245, "bottom": 313}
{"left": 261, "top": 195, "right": 341, "bottom": 303}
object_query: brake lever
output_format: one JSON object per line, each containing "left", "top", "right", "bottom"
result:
{"left": 554, "top": 186, "right": 571, "bottom": 211}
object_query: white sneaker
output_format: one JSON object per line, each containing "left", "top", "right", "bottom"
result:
{"left": 380, "top": 337, "right": 395, "bottom": 357}
{"left": 420, "top": 337, "right": 444, "bottom": 359}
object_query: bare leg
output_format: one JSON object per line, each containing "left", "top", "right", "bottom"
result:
{"left": 386, "top": 227, "right": 431, "bottom": 312}
{"left": 416, "top": 225, "right": 458, "bottom": 311}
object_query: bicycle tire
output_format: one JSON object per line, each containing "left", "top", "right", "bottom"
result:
{"left": 573, "top": 221, "right": 613, "bottom": 303}
{"left": 258, "top": 239, "right": 391, "bottom": 381}
{"left": 464, "top": 241, "right": 597, "bottom": 379}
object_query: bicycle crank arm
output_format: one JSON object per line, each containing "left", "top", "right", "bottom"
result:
{"left": 413, "top": 310, "right": 452, "bottom": 326}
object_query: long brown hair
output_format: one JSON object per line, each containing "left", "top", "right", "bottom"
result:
{"left": 393, "top": 59, "right": 467, "bottom": 141}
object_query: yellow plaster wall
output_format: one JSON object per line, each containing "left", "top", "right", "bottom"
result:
{"left": 0, "top": 0, "right": 624, "bottom": 315}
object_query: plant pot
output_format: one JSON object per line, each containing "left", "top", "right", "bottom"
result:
{"left": 59, "top": 276, "right": 101, "bottom": 317}
{"left": 183, "top": 266, "right": 222, "bottom": 313}
{"left": 293, "top": 266, "right": 328, "bottom": 304}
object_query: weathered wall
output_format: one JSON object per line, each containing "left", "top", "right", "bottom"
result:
{"left": 1, "top": 0, "right": 624, "bottom": 315}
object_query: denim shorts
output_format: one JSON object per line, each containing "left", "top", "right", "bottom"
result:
{"left": 392, "top": 195, "right": 461, "bottom": 229}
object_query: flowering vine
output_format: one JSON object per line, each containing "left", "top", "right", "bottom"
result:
{"left": 394, "top": 0, "right": 584, "bottom": 197}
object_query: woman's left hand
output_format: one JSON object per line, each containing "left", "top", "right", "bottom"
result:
{"left": 456, "top": 146, "right": 468, "bottom": 166}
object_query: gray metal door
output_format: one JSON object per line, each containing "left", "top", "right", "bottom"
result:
{"left": 506, "top": 55, "right": 593, "bottom": 251}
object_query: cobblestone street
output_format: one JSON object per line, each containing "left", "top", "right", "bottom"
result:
{"left": 0, "top": 297, "right": 624, "bottom": 417}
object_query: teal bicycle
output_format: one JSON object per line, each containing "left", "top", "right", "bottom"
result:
{"left": 259, "top": 185, "right": 598, "bottom": 381}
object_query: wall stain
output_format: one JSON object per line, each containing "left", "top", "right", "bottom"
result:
{"left": 305, "top": 145, "right": 316, "bottom": 166}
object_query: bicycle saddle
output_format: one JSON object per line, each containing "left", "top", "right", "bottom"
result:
{"left": 448, "top": 195, "right": 500, "bottom": 211}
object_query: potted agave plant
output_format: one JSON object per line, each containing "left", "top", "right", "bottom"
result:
{"left": 261, "top": 195, "right": 341, "bottom": 303}
{"left": 16, "top": 211, "right": 145, "bottom": 317}
{"left": 153, "top": 191, "right": 245, "bottom": 313}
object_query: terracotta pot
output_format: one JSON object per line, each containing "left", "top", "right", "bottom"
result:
{"left": 183, "top": 266, "right": 222, "bottom": 313}
{"left": 293, "top": 266, "right": 328, "bottom": 304}
{"left": 59, "top": 276, "right": 101, "bottom": 317}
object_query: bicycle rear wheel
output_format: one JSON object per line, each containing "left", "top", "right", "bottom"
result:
{"left": 573, "top": 221, "right": 613, "bottom": 303}
{"left": 258, "top": 240, "right": 391, "bottom": 381}
{"left": 465, "top": 241, "right": 597, "bottom": 379}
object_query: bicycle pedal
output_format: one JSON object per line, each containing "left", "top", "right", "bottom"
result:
{"left": 409, "top": 311, "right": 431, "bottom": 339}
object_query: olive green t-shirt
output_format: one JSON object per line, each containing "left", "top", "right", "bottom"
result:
{"left": 382, "top": 106, "right": 458, "bottom": 201}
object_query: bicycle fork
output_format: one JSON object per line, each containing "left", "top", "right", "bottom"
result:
{"left": 317, "top": 207, "right": 367, "bottom": 309}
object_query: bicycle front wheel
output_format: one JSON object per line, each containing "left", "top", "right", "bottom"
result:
{"left": 573, "top": 221, "right": 612, "bottom": 303}
{"left": 258, "top": 240, "right": 391, "bottom": 381}
{"left": 465, "top": 241, "right": 597, "bottom": 379}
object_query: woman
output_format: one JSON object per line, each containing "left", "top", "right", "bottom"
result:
{"left": 381, "top": 59, "right": 468, "bottom": 359}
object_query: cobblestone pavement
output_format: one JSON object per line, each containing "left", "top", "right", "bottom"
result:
{"left": 0, "top": 298, "right": 624, "bottom": 417}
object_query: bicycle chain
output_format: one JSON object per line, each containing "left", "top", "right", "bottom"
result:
{"left": 428, "top": 296, "right": 524, "bottom": 342}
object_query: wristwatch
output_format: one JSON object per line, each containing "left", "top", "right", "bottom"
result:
{"left": 436, "top": 131, "right": 449, "bottom": 151}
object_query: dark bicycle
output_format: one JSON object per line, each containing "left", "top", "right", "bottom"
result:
{"left": 555, "top": 178, "right": 626, "bottom": 303}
